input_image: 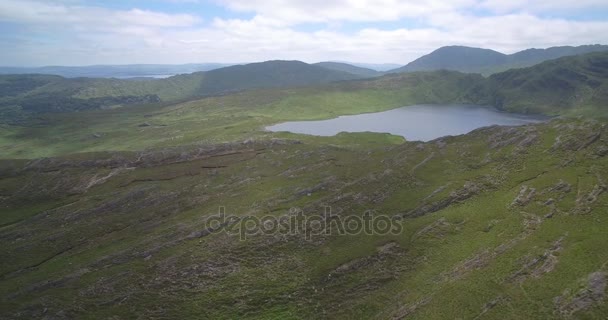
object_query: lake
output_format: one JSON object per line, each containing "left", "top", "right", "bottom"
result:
{"left": 266, "top": 104, "right": 549, "bottom": 142}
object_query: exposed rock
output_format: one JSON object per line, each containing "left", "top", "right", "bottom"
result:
{"left": 442, "top": 212, "right": 544, "bottom": 283}
{"left": 329, "top": 242, "right": 403, "bottom": 278}
{"left": 554, "top": 272, "right": 607, "bottom": 317}
{"left": 551, "top": 122, "right": 604, "bottom": 152}
{"left": 474, "top": 296, "right": 506, "bottom": 320}
{"left": 486, "top": 126, "right": 539, "bottom": 150}
{"left": 392, "top": 297, "right": 431, "bottom": 320}
{"left": 412, "top": 217, "right": 464, "bottom": 240}
{"left": 511, "top": 185, "right": 536, "bottom": 207}
{"left": 507, "top": 236, "right": 565, "bottom": 283}
{"left": 403, "top": 181, "right": 482, "bottom": 218}
{"left": 573, "top": 175, "right": 606, "bottom": 214}
{"left": 595, "top": 145, "right": 608, "bottom": 157}
{"left": 441, "top": 249, "right": 493, "bottom": 282}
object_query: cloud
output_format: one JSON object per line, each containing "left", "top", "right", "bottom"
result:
{"left": 0, "top": 0, "right": 607, "bottom": 66}
{"left": 479, "top": 0, "right": 608, "bottom": 14}
{"left": 214, "top": 0, "right": 476, "bottom": 25}
{"left": 0, "top": 0, "right": 201, "bottom": 27}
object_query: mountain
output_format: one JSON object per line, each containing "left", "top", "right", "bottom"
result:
{"left": 195, "top": 60, "right": 363, "bottom": 94}
{"left": 391, "top": 46, "right": 508, "bottom": 74}
{"left": 468, "top": 51, "right": 608, "bottom": 115}
{"left": 314, "top": 62, "right": 382, "bottom": 78}
{"left": 0, "top": 60, "right": 363, "bottom": 115}
{"left": 508, "top": 45, "right": 608, "bottom": 68}
{"left": 389, "top": 44, "right": 608, "bottom": 75}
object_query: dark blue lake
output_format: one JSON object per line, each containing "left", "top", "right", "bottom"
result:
{"left": 266, "top": 104, "right": 549, "bottom": 142}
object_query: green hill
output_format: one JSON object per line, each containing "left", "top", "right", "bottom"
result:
{"left": 314, "top": 61, "right": 383, "bottom": 78}
{"left": 0, "top": 60, "right": 363, "bottom": 115}
{"left": 391, "top": 46, "right": 508, "bottom": 74}
{"left": 470, "top": 51, "right": 608, "bottom": 115}
{"left": 390, "top": 44, "right": 608, "bottom": 75}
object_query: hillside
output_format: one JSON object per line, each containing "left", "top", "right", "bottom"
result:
{"left": 314, "top": 61, "right": 383, "bottom": 78}
{"left": 470, "top": 51, "right": 608, "bottom": 115}
{"left": 0, "top": 60, "right": 363, "bottom": 115}
{"left": 390, "top": 44, "right": 608, "bottom": 75}
{"left": 1, "top": 115, "right": 608, "bottom": 319}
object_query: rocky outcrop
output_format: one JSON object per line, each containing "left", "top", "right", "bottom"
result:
{"left": 554, "top": 272, "right": 607, "bottom": 317}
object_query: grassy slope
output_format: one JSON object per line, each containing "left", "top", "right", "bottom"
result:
{"left": 478, "top": 52, "right": 608, "bottom": 115}
{"left": 1, "top": 118, "right": 607, "bottom": 319}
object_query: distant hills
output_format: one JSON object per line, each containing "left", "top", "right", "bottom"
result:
{"left": 2, "top": 48, "right": 608, "bottom": 118}
{"left": 0, "top": 60, "right": 365, "bottom": 114}
{"left": 0, "top": 63, "right": 234, "bottom": 78}
{"left": 313, "top": 62, "right": 382, "bottom": 78}
{"left": 349, "top": 63, "right": 402, "bottom": 72}
{"left": 389, "top": 44, "right": 608, "bottom": 75}
{"left": 195, "top": 60, "right": 363, "bottom": 94}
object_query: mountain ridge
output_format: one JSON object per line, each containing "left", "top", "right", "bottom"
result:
{"left": 389, "top": 44, "right": 608, "bottom": 75}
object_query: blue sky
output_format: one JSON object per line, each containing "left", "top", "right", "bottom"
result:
{"left": 0, "top": 0, "right": 607, "bottom": 66}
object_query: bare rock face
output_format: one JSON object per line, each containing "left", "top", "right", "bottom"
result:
{"left": 486, "top": 126, "right": 539, "bottom": 150}
{"left": 573, "top": 174, "right": 607, "bottom": 215}
{"left": 403, "top": 181, "right": 482, "bottom": 218}
{"left": 554, "top": 272, "right": 607, "bottom": 317}
{"left": 551, "top": 121, "right": 605, "bottom": 152}
{"left": 507, "top": 236, "right": 565, "bottom": 283}
{"left": 511, "top": 185, "right": 536, "bottom": 207}
{"left": 595, "top": 145, "right": 608, "bottom": 157}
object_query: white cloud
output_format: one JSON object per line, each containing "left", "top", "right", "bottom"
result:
{"left": 0, "top": 0, "right": 607, "bottom": 66}
{"left": 0, "top": 0, "right": 201, "bottom": 27}
{"left": 479, "top": 0, "right": 608, "bottom": 14}
{"left": 214, "top": 0, "right": 477, "bottom": 25}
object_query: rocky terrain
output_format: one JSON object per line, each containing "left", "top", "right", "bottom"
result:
{"left": 1, "top": 118, "right": 607, "bottom": 319}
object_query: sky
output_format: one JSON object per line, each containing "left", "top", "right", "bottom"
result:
{"left": 0, "top": 0, "right": 607, "bottom": 66}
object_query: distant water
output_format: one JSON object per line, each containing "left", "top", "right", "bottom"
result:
{"left": 266, "top": 104, "right": 549, "bottom": 142}
{"left": 113, "top": 74, "right": 174, "bottom": 79}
